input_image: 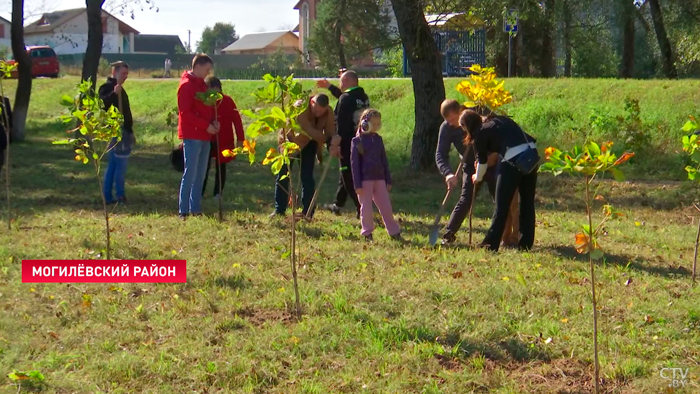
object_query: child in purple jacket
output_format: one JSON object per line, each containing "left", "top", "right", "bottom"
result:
{"left": 350, "top": 109, "right": 402, "bottom": 242}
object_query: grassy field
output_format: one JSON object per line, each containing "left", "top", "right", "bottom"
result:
{"left": 1, "top": 77, "right": 700, "bottom": 393}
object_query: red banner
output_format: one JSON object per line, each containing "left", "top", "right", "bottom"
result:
{"left": 21, "top": 260, "right": 187, "bottom": 283}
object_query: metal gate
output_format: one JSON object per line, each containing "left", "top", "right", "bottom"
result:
{"left": 403, "top": 28, "right": 486, "bottom": 77}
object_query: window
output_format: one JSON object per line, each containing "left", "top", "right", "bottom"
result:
{"left": 0, "top": 25, "right": 5, "bottom": 39}
{"left": 39, "top": 48, "right": 56, "bottom": 58}
{"left": 302, "top": 3, "right": 309, "bottom": 52}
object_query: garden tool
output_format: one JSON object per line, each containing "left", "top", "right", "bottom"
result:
{"left": 305, "top": 155, "right": 335, "bottom": 221}
{"left": 429, "top": 162, "right": 463, "bottom": 246}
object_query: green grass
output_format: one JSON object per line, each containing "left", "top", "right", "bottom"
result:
{"left": 1, "top": 77, "right": 700, "bottom": 393}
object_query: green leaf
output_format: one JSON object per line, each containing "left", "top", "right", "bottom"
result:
{"left": 590, "top": 248, "right": 604, "bottom": 260}
{"left": 610, "top": 167, "right": 625, "bottom": 182}
{"left": 271, "top": 106, "right": 286, "bottom": 121}
{"left": 586, "top": 141, "right": 601, "bottom": 157}
{"left": 682, "top": 120, "right": 699, "bottom": 132}
{"left": 239, "top": 109, "right": 256, "bottom": 119}
{"left": 271, "top": 158, "right": 284, "bottom": 175}
{"left": 515, "top": 273, "right": 527, "bottom": 287}
{"left": 60, "top": 94, "right": 74, "bottom": 106}
{"left": 581, "top": 224, "right": 591, "bottom": 235}
{"left": 683, "top": 135, "right": 690, "bottom": 146}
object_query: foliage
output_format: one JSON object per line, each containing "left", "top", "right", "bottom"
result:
{"left": 0, "top": 60, "right": 17, "bottom": 230}
{"left": 589, "top": 98, "right": 651, "bottom": 152}
{"left": 7, "top": 369, "right": 47, "bottom": 391}
{"left": 197, "top": 22, "right": 238, "bottom": 54}
{"left": 251, "top": 46, "right": 300, "bottom": 72}
{"left": 195, "top": 89, "right": 223, "bottom": 108}
{"left": 541, "top": 140, "right": 633, "bottom": 393}
{"left": 375, "top": 45, "right": 404, "bottom": 77}
{"left": 52, "top": 79, "right": 123, "bottom": 259}
{"left": 309, "top": 0, "right": 397, "bottom": 69}
{"left": 230, "top": 74, "right": 311, "bottom": 173}
{"left": 681, "top": 116, "right": 700, "bottom": 181}
{"left": 456, "top": 64, "right": 512, "bottom": 114}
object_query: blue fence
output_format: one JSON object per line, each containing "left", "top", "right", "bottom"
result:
{"left": 403, "top": 28, "right": 486, "bottom": 77}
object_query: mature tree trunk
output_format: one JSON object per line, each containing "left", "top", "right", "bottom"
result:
{"left": 391, "top": 0, "right": 445, "bottom": 171}
{"left": 540, "top": 0, "right": 557, "bottom": 77}
{"left": 83, "top": 0, "right": 106, "bottom": 89}
{"left": 334, "top": 1, "right": 348, "bottom": 69}
{"left": 647, "top": 0, "right": 677, "bottom": 78}
{"left": 563, "top": 0, "right": 572, "bottom": 77}
{"left": 11, "top": 0, "right": 31, "bottom": 143}
{"left": 620, "top": 2, "right": 635, "bottom": 78}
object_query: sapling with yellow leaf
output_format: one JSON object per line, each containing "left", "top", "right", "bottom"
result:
{"left": 456, "top": 64, "right": 513, "bottom": 116}
{"left": 540, "top": 140, "right": 634, "bottom": 394}
{"left": 680, "top": 116, "right": 700, "bottom": 284}
{"left": 225, "top": 74, "right": 311, "bottom": 319}
{"left": 53, "top": 79, "right": 124, "bottom": 260}
{"left": 196, "top": 88, "right": 225, "bottom": 221}
{"left": 0, "top": 60, "right": 16, "bottom": 230}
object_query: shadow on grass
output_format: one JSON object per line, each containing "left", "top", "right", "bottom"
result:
{"left": 547, "top": 245, "right": 691, "bottom": 278}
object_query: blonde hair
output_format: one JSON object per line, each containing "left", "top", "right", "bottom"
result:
{"left": 358, "top": 108, "right": 381, "bottom": 133}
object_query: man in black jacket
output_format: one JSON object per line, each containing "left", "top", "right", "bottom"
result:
{"left": 98, "top": 61, "right": 134, "bottom": 204}
{"left": 0, "top": 96, "right": 11, "bottom": 174}
{"left": 316, "top": 70, "right": 370, "bottom": 217}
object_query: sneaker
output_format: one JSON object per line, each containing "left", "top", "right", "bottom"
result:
{"left": 178, "top": 213, "right": 189, "bottom": 221}
{"left": 390, "top": 233, "right": 404, "bottom": 242}
{"left": 117, "top": 196, "right": 127, "bottom": 204}
{"left": 269, "top": 211, "right": 285, "bottom": 219}
{"left": 191, "top": 213, "right": 203, "bottom": 217}
{"left": 363, "top": 234, "right": 374, "bottom": 242}
{"left": 441, "top": 234, "right": 456, "bottom": 246}
{"left": 323, "top": 204, "right": 341, "bottom": 215}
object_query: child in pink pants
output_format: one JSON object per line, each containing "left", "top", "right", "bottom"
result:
{"left": 350, "top": 109, "right": 402, "bottom": 242}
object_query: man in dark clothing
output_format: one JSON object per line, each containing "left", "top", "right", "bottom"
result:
{"left": 0, "top": 96, "right": 12, "bottom": 174}
{"left": 98, "top": 61, "right": 134, "bottom": 204}
{"left": 436, "top": 100, "right": 498, "bottom": 245}
{"left": 316, "top": 70, "right": 370, "bottom": 217}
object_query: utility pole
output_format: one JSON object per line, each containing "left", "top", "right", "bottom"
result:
{"left": 187, "top": 29, "right": 191, "bottom": 53}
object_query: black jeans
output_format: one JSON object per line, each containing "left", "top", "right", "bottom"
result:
{"left": 275, "top": 141, "right": 317, "bottom": 215}
{"left": 202, "top": 142, "right": 226, "bottom": 197}
{"left": 333, "top": 140, "right": 360, "bottom": 213}
{"left": 482, "top": 161, "right": 537, "bottom": 251}
{"left": 444, "top": 166, "right": 497, "bottom": 238}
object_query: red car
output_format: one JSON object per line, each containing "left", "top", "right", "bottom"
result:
{"left": 8, "top": 46, "right": 60, "bottom": 78}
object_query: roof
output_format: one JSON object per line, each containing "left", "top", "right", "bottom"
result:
{"left": 25, "top": 8, "right": 139, "bottom": 35}
{"left": 424, "top": 13, "right": 485, "bottom": 28}
{"left": 221, "top": 31, "right": 297, "bottom": 52}
{"left": 0, "top": 16, "right": 10, "bottom": 25}
{"left": 134, "top": 34, "right": 185, "bottom": 54}
{"left": 293, "top": 0, "right": 305, "bottom": 10}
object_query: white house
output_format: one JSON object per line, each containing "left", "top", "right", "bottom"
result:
{"left": 0, "top": 16, "right": 11, "bottom": 50}
{"left": 24, "top": 8, "right": 139, "bottom": 55}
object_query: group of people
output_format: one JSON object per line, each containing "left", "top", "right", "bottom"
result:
{"left": 99, "top": 54, "right": 539, "bottom": 251}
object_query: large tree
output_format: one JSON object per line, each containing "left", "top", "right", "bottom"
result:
{"left": 391, "top": 0, "right": 445, "bottom": 170}
{"left": 647, "top": 0, "right": 677, "bottom": 78}
{"left": 83, "top": 0, "right": 158, "bottom": 88}
{"left": 11, "top": 0, "right": 32, "bottom": 142}
{"left": 196, "top": 23, "right": 238, "bottom": 54}
{"left": 309, "top": 0, "right": 397, "bottom": 70}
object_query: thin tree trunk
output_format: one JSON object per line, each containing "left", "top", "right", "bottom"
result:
{"left": 96, "top": 161, "right": 111, "bottom": 260}
{"left": 693, "top": 205, "right": 700, "bottom": 284}
{"left": 620, "top": 1, "right": 635, "bottom": 78}
{"left": 391, "top": 0, "right": 445, "bottom": 170}
{"left": 563, "top": 0, "right": 573, "bottom": 77}
{"left": 83, "top": 0, "right": 106, "bottom": 89}
{"left": 540, "top": 0, "right": 557, "bottom": 77}
{"left": 11, "top": 0, "right": 31, "bottom": 143}
{"left": 647, "top": 0, "right": 677, "bottom": 79}
{"left": 586, "top": 177, "right": 600, "bottom": 394}
{"left": 289, "top": 169, "right": 301, "bottom": 319}
{"left": 0, "top": 80, "right": 9, "bottom": 230}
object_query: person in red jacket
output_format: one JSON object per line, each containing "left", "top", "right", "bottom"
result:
{"left": 177, "top": 54, "right": 219, "bottom": 220}
{"left": 201, "top": 76, "right": 244, "bottom": 200}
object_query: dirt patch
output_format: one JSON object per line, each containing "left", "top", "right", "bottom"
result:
{"left": 507, "top": 358, "right": 626, "bottom": 394}
{"left": 232, "top": 307, "right": 294, "bottom": 327}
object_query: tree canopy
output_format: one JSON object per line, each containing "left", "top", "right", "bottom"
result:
{"left": 197, "top": 22, "right": 238, "bottom": 54}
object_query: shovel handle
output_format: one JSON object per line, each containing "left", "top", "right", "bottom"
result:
{"left": 432, "top": 162, "right": 464, "bottom": 226}
{"left": 305, "top": 155, "right": 334, "bottom": 220}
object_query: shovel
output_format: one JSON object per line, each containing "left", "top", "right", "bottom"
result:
{"left": 305, "top": 155, "right": 335, "bottom": 221}
{"left": 429, "top": 162, "right": 463, "bottom": 246}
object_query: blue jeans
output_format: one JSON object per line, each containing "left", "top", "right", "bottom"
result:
{"left": 179, "top": 139, "right": 211, "bottom": 215}
{"left": 103, "top": 148, "right": 129, "bottom": 202}
{"left": 275, "top": 141, "right": 317, "bottom": 215}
